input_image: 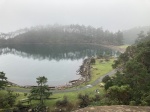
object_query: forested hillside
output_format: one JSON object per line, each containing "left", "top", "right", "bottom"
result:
{"left": 0, "top": 25, "right": 123, "bottom": 45}
{"left": 104, "top": 33, "right": 150, "bottom": 105}
{"left": 123, "top": 26, "right": 150, "bottom": 44}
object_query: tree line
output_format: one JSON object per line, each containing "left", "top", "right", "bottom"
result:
{"left": 0, "top": 24, "right": 124, "bottom": 45}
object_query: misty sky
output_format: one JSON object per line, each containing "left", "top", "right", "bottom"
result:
{"left": 0, "top": 0, "right": 150, "bottom": 33}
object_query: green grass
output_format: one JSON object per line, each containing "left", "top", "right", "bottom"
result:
{"left": 44, "top": 85, "right": 105, "bottom": 109}
{"left": 0, "top": 90, "right": 26, "bottom": 104}
{"left": 0, "top": 90, "right": 7, "bottom": 96}
{"left": 118, "top": 44, "right": 129, "bottom": 49}
{"left": 88, "top": 59, "right": 114, "bottom": 84}
{"left": 0, "top": 85, "right": 105, "bottom": 109}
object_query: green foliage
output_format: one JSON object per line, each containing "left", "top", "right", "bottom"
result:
{"left": 14, "top": 102, "right": 31, "bottom": 112}
{"left": 0, "top": 72, "right": 7, "bottom": 89}
{"left": 135, "top": 31, "right": 146, "bottom": 43}
{"left": 29, "top": 76, "right": 52, "bottom": 105}
{"left": 107, "top": 85, "right": 132, "bottom": 104}
{"left": 0, "top": 90, "right": 16, "bottom": 108}
{"left": 104, "top": 80, "right": 113, "bottom": 90}
{"left": 0, "top": 73, "right": 15, "bottom": 109}
{"left": 90, "top": 58, "right": 96, "bottom": 64}
{"left": 32, "top": 104, "right": 48, "bottom": 112}
{"left": 55, "top": 96, "right": 74, "bottom": 112}
{"left": 24, "top": 93, "right": 28, "bottom": 96}
{"left": 109, "top": 39, "right": 150, "bottom": 105}
{"left": 129, "top": 101, "right": 136, "bottom": 106}
{"left": 141, "top": 100, "right": 148, "bottom": 106}
{"left": 98, "top": 97, "right": 111, "bottom": 105}
{"left": 78, "top": 94, "right": 91, "bottom": 108}
{"left": 102, "top": 75, "right": 111, "bottom": 83}
{"left": 56, "top": 96, "right": 69, "bottom": 107}
{"left": 92, "top": 94, "right": 101, "bottom": 102}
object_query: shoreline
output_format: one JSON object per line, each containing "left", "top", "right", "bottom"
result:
{"left": 5, "top": 43, "right": 128, "bottom": 89}
{"left": 83, "top": 43, "right": 127, "bottom": 53}
{"left": 0, "top": 43, "right": 127, "bottom": 53}
{"left": 6, "top": 58, "right": 92, "bottom": 90}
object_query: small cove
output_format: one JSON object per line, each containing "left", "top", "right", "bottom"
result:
{"left": 0, "top": 44, "right": 116, "bottom": 86}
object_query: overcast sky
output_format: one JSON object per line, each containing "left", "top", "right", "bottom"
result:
{"left": 0, "top": 0, "right": 150, "bottom": 33}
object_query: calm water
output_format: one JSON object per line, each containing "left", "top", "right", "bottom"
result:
{"left": 0, "top": 44, "right": 114, "bottom": 86}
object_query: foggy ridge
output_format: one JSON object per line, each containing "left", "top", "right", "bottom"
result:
{"left": 0, "top": 24, "right": 124, "bottom": 46}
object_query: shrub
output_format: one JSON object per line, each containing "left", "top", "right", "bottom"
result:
{"left": 24, "top": 93, "right": 28, "bottom": 96}
{"left": 129, "top": 101, "right": 136, "bottom": 106}
{"left": 55, "top": 96, "right": 74, "bottom": 112}
{"left": 90, "top": 58, "right": 95, "bottom": 64}
{"left": 107, "top": 85, "right": 132, "bottom": 105}
{"left": 99, "top": 97, "right": 111, "bottom": 105}
{"left": 32, "top": 104, "right": 48, "bottom": 112}
{"left": 0, "top": 90, "right": 16, "bottom": 108}
{"left": 102, "top": 75, "right": 111, "bottom": 83}
{"left": 141, "top": 100, "right": 148, "bottom": 106}
{"left": 104, "top": 80, "right": 113, "bottom": 90}
{"left": 78, "top": 94, "right": 90, "bottom": 108}
{"left": 56, "top": 96, "right": 69, "bottom": 107}
{"left": 92, "top": 94, "right": 101, "bottom": 102}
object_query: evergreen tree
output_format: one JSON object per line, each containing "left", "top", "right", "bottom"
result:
{"left": 108, "top": 36, "right": 150, "bottom": 105}
{"left": 29, "top": 76, "right": 52, "bottom": 105}
{"left": 0, "top": 72, "right": 7, "bottom": 89}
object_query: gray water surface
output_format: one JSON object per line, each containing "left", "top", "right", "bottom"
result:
{"left": 0, "top": 53, "right": 82, "bottom": 86}
{"left": 0, "top": 44, "right": 114, "bottom": 86}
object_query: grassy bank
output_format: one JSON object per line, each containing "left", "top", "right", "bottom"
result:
{"left": 118, "top": 44, "right": 129, "bottom": 49}
{"left": 89, "top": 59, "right": 114, "bottom": 84}
{"left": 44, "top": 85, "right": 105, "bottom": 108}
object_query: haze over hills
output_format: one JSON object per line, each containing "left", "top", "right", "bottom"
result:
{"left": 1, "top": 25, "right": 150, "bottom": 45}
{"left": 123, "top": 26, "right": 150, "bottom": 44}
{"left": 0, "top": 24, "right": 124, "bottom": 46}
{"left": 1, "top": 0, "right": 150, "bottom": 111}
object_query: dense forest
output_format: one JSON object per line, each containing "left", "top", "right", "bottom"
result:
{"left": 103, "top": 33, "right": 150, "bottom": 105}
{"left": 0, "top": 25, "right": 124, "bottom": 45}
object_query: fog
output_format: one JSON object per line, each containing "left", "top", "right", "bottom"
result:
{"left": 0, "top": 0, "right": 150, "bottom": 33}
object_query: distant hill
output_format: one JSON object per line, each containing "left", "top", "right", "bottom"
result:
{"left": 123, "top": 26, "right": 150, "bottom": 44}
{"left": 0, "top": 25, "right": 124, "bottom": 46}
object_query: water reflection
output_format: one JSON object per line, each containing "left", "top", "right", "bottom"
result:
{"left": 0, "top": 44, "right": 118, "bottom": 86}
{"left": 0, "top": 44, "right": 114, "bottom": 61}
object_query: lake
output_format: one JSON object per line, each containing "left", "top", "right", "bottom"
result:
{"left": 0, "top": 44, "right": 116, "bottom": 86}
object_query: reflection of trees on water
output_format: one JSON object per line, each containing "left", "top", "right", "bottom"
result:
{"left": 0, "top": 44, "right": 113, "bottom": 61}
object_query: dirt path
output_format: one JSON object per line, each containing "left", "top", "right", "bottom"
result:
{"left": 7, "top": 69, "right": 116, "bottom": 93}
{"left": 74, "top": 105, "right": 150, "bottom": 112}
